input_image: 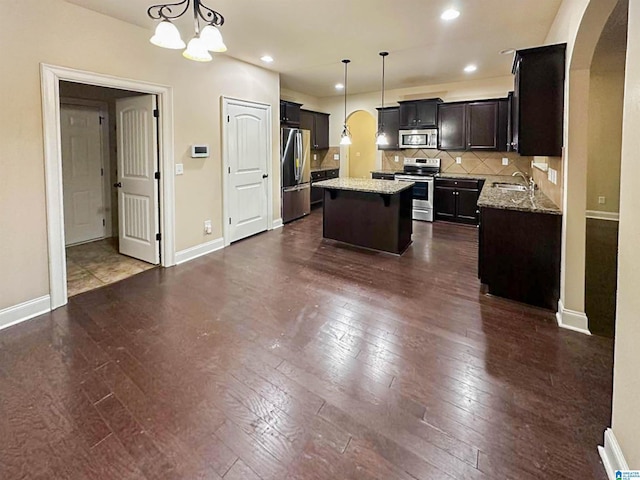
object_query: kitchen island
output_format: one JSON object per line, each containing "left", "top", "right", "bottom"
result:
{"left": 313, "top": 178, "right": 414, "bottom": 255}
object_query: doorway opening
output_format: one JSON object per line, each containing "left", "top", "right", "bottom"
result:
{"left": 347, "top": 110, "right": 377, "bottom": 178}
{"left": 60, "top": 83, "right": 160, "bottom": 296}
{"left": 584, "top": 0, "right": 627, "bottom": 337}
{"left": 41, "top": 64, "right": 176, "bottom": 310}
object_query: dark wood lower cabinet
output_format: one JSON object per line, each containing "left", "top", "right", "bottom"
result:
{"left": 434, "top": 178, "right": 483, "bottom": 225}
{"left": 479, "top": 207, "right": 561, "bottom": 310}
{"left": 311, "top": 169, "right": 339, "bottom": 206}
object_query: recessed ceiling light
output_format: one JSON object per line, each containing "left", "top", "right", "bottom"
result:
{"left": 464, "top": 64, "right": 477, "bottom": 73}
{"left": 335, "top": 83, "right": 344, "bottom": 90}
{"left": 260, "top": 55, "right": 274, "bottom": 63}
{"left": 500, "top": 48, "right": 516, "bottom": 55}
{"left": 441, "top": 8, "right": 460, "bottom": 20}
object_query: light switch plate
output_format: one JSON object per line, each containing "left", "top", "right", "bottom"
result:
{"left": 548, "top": 167, "right": 557, "bottom": 185}
{"left": 502, "top": 157, "right": 509, "bottom": 166}
{"left": 456, "top": 157, "right": 462, "bottom": 164}
{"left": 175, "top": 163, "right": 184, "bottom": 175}
{"left": 313, "top": 154, "right": 317, "bottom": 161}
{"left": 333, "top": 154, "right": 340, "bottom": 160}
{"left": 394, "top": 156, "right": 399, "bottom": 163}
{"left": 598, "top": 196, "right": 606, "bottom": 205}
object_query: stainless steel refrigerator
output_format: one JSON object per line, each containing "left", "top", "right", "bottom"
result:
{"left": 281, "top": 128, "right": 311, "bottom": 223}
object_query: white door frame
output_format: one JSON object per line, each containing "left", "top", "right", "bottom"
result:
{"left": 221, "top": 96, "right": 273, "bottom": 246}
{"left": 41, "top": 64, "right": 176, "bottom": 310}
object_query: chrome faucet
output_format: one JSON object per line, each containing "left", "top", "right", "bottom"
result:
{"left": 512, "top": 171, "right": 536, "bottom": 195}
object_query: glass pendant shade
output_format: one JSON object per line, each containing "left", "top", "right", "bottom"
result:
{"left": 376, "top": 132, "right": 388, "bottom": 146}
{"left": 183, "top": 37, "right": 213, "bottom": 62}
{"left": 150, "top": 20, "right": 186, "bottom": 49}
{"left": 200, "top": 25, "right": 227, "bottom": 52}
{"left": 340, "top": 126, "right": 352, "bottom": 145}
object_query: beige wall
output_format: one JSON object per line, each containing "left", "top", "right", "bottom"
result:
{"left": 347, "top": 111, "right": 377, "bottom": 179}
{"left": 612, "top": 0, "right": 640, "bottom": 466}
{"left": 0, "top": 0, "right": 280, "bottom": 311}
{"left": 587, "top": 46, "right": 625, "bottom": 213}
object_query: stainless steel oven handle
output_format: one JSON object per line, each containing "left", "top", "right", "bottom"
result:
{"left": 395, "top": 175, "right": 433, "bottom": 182}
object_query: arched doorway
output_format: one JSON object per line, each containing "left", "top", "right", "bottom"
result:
{"left": 346, "top": 110, "right": 376, "bottom": 178}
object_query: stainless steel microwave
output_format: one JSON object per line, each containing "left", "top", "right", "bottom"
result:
{"left": 399, "top": 128, "right": 438, "bottom": 149}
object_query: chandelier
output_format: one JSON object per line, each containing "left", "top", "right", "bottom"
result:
{"left": 148, "top": 0, "right": 227, "bottom": 62}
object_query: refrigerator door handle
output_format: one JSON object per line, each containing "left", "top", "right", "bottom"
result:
{"left": 295, "top": 131, "right": 302, "bottom": 182}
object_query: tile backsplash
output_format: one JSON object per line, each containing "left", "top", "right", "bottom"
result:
{"left": 381, "top": 149, "right": 533, "bottom": 176}
{"left": 311, "top": 147, "right": 340, "bottom": 169}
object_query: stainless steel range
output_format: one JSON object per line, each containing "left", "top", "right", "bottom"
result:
{"left": 395, "top": 158, "right": 441, "bottom": 222}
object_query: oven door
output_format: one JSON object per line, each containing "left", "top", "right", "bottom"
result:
{"left": 396, "top": 175, "right": 434, "bottom": 221}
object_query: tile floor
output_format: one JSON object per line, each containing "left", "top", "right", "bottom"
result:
{"left": 66, "top": 238, "right": 155, "bottom": 296}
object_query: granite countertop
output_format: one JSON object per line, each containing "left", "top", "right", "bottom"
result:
{"left": 438, "top": 173, "right": 561, "bottom": 215}
{"left": 313, "top": 177, "right": 414, "bottom": 195}
{"left": 311, "top": 166, "right": 340, "bottom": 173}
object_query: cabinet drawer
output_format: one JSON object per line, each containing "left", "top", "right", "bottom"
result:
{"left": 436, "top": 178, "right": 479, "bottom": 190}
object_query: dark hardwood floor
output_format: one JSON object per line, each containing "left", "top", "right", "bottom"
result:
{"left": 0, "top": 210, "right": 613, "bottom": 479}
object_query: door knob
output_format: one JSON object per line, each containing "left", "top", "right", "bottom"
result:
{"left": 113, "top": 182, "right": 122, "bottom": 188}
{"left": 262, "top": 174, "right": 269, "bottom": 179}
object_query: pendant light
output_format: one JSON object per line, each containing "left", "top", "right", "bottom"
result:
{"left": 340, "top": 59, "right": 352, "bottom": 146}
{"left": 376, "top": 52, "right": 389, "bottom": 146}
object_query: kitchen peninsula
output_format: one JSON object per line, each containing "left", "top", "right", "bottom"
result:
{"left": 313, "top": 178, "right": 414, "bottom": 254}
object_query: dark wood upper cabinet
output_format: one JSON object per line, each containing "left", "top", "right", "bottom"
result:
{"left": 438, "top": 99, "right": 509, "bottom": 151}
{"left": 300, "top": 109, "right": 330, "bottom": 150}
{"left": 376, "top": 107, "right": 400, "bottom": 150}
{"left": 280, "top": 100, "right": 302, "bottom": 126}
{"left": 511, "top": 43, "right": 566, "bottom": 157}
{"left": 438, "top": 103, "right": 467, "bottom": 151}
{"left": 398, "top": 98, "right": 442, "bottom": 128}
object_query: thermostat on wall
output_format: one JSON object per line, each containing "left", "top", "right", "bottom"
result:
{"left": 191, "top": 144, "right": 209, "bottom": 158}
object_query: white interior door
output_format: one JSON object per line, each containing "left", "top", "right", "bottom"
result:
{"left": 226, "top": 101, "right": 270, "bottom": 242}
{"left": 116, "top": 95, "right": 159, "bottom": 265}
{"left": 61, "top": 106, "right": 105, "bottom": 246}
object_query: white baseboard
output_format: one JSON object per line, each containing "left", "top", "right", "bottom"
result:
{"left": 556, "top": 299, "right": 591, "bottom": 335}
{"left": 271, "top": 218, "right": 283, "bottom": 230}
{"left": 586, "top": 210, "right": 620, "bottom": 222}
{"left": 0, "top": 295, "right": 51, "bottom": 331}
{"left": 598, "top": 428, "right": 629, "bottom": 479}
{"left": 175, "top": 238, "right": 224, "bottom": 265}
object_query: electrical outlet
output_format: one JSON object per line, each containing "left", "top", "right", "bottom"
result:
{"left": 356, "top": 152, "right": 361, "bottom": 157}
{"left": 598, "top": 196, "right": 606, "bottom": 205}
{"left": 333, "top": 154, "right": 340, "bottom": 160}
{"left": 204, "top": 220, "right": 212, "bottom": 235}
{"left": 313, "top": 154, "right": 317, "bottom": 161}
{"left": 394, "top": 155, "right": 399, "bottom": 163}
{"left": 456, "top": 157, "right": 462, "bottom": 164}
{"left": 548, "top": 167, "right": 558, "bottom": 185}
{"left": 502, "top": 157, "right": 509, "bottom": 166}
{"left": 175, "top": 163, "right": 184, "bottom": 175}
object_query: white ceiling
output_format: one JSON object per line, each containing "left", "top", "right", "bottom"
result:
{"left": 62, "top": 0, "right": 563, "bottom": 97}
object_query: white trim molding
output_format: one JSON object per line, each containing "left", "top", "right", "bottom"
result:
{"left": 0, "top": 296, "right": 51, "bottom": 331}
{"left": 40, "top": 64, "right": 176, "bottom": 310}
{"left": 272, "top": 219, "right": 284, "bottom": 230}
{"left": 586, "top": 210, "right": 620, "bottom": 222}
{"left": 175, "top": 238, "right": 225, "bottom": 265}
{"left": 598, "top": 428, "right": 629, "bottom": 479}
{"left": 556, "top": 299, "right": 591, "bottom": 335}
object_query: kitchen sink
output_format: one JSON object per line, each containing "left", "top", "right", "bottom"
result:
{"left": 492, "top": 182, "right": 528, "bottom": 192}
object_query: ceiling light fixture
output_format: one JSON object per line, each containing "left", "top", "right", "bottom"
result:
{"left": 335, "top": 83, "right": 344, "bottom": 90}
{"left": 376, "top": 52, "right": 389, "bottom": 146}
{"left": 148, "top": 0, "right": 226, "bottom": 62}
{"left": 464, "top": 64, "right": 477, "bottom": 73}
{"left": 340, "top": 60, "right": 352, "bottom": 146}
{"left": 441, "top": 8, "right": 461, "bottom": 21}
{"left": 261, "top": 55, "right": 274, "bottom": 63}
